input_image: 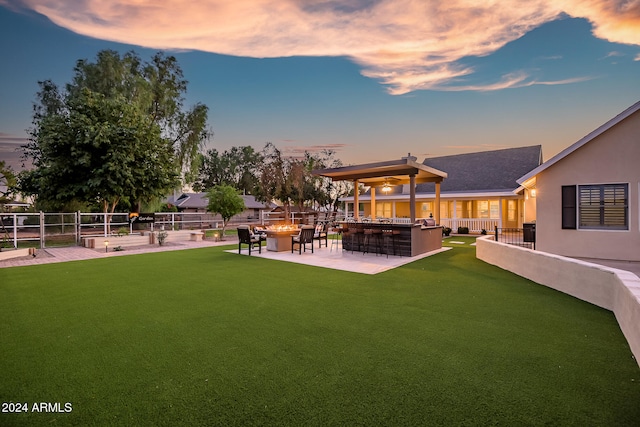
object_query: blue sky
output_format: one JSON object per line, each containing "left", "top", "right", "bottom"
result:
{"left": 1, "top": 1, "right": 639, "bottom": 171}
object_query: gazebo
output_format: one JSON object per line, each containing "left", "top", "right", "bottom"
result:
{"left": 313, "top": 154, "right": 448, "bottom": 224}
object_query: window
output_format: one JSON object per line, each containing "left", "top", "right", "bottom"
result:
{"left": 507, "top": 200, "right": 516, "bottom": 222}
{"left": 421, "top": 202, "right": 433, "bottom": 217}
{"left": 578, "top": 184, "right": 628, "bottom": 230}
{"left": 376, "top": 202, "right": 392, "bottom": 218}
{"left": 478, "top": 200, "right": 500, "bottom": 219}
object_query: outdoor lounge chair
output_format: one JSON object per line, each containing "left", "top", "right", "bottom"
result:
{"left": 237, "top": 225, "right": 262, "bottom": 255}
{"left": 291, "top": 225, "right": 315, "bottom": 254}
{"left": 313, "top": 222, "right": 328, "bottom": 248}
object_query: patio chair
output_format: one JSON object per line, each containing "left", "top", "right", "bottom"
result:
{"left": 313, "top": 221, "right": 328, "bottom": 248}
{"left": 237, "top": 225, "right": 262, "bottom": 255}
{"left": 252, "top": 225, "right": 268, "bottom": 242}
{"left": 291, "top": 225, "right": 315, "bottom": 254}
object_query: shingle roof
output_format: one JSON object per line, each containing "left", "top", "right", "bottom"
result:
{"left": 171, "top": 193, "right": 274, "bottom": 210}
{"left": 417, "top": 145, "right": 542, "bottom": 193}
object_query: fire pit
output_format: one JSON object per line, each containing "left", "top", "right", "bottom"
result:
{"left": 264, "top": 225, "right": 299, "bottom": 252}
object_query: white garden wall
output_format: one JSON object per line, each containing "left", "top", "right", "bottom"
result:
{"left": 476, "top": 236, "right": 640, "bottom": 367}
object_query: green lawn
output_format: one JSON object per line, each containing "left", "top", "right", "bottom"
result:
{"left": 1, "top": 241, "right": 639, "bottom": 426}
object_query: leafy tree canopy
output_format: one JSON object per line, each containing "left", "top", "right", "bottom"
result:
{"left": 0, "top": 161, "right": 16, "bottom": 205}
{"left": 18, "top": 49, "right": 211, "bottom": 212}
{"left": 206, "top": 184, "right": 245, "bottom": 235}
{"left": 254, "top": 143, "right": 347, "bottom": 220}
{"left": 195, "top": 146, "right": 263, "bottom": 194}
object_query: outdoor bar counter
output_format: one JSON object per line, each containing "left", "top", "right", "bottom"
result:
{"left": 340, "top": 222, "right": 443, "bottom": 257}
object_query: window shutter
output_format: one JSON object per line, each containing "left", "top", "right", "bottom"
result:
{"left": 561, "top": 185, "right": 577, "bottom": 229}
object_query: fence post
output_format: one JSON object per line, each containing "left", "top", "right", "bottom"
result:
{"left": 12, "top": 213, "right": 18, "bottom": 249}
{"left": 39, "top": 211, "right": 45, "bottom": 249}
{"left": 76, "top": 211, "right": 81, "bottom": 245}
{"left": 494, "top": 226, "right": 498, "bottom": 242}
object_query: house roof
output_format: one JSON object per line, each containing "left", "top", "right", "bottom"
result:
{"left": 517, "top": 100, "right": 640, "bottom": 187}
{"left": 170, "top": 192, "right": 274, "bottom": 210}
{"left": 415, "top": 145, "right": 543, "bottom": 194}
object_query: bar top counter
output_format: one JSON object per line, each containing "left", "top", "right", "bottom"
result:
{"left": 340, "top": 221, "right": 443, "bottom": 257}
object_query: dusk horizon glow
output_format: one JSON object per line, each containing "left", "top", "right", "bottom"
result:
{"left": 1, "top": 0, "right": 639, "bottom": 172}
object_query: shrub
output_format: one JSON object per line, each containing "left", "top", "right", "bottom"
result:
{"left": 442, "top": 227, "right": 452, "bottom": 236}
{"left": 457, "top": 226, "right": 469, "bottom": 234}
{"left": 157, "top": 230, "right": 168, "bottom": 246}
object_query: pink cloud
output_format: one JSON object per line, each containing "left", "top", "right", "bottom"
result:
{"left": 8, "top": 0, "right": 640, "bottom": 94}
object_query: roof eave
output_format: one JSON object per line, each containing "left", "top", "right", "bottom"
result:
{"left": 517, "top": 100, "right": 640, "bottom": 184}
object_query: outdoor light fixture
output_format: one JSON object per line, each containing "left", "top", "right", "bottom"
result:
{"left": 104, "top": 240, "right": 109, "bottom": 253}
{"left": 530, "top": 189, "right": 537, "bottom": 198}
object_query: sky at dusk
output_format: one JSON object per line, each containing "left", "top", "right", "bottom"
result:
{"left": 1, "top": 0, "right": 639, "bottom": 172}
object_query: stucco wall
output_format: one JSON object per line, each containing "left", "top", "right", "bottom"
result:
{"left": 476, "top": 236, "right": 640, "bottom": 367}
{"left": 535, "top": 110, "right": 640, "bottom": 261}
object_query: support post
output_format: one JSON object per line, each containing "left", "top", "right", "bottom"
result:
{"left": 409, "top": 174, "right": 416, "bottom": 222}
{"left": 370, "top": 187, "right": 376, "bottom": 220}
{"left": 354, "top": 180, "right": 360, "bottom": 220}
{"left": 12, "top": 213, "right": 18, "bottom": 249}
{"left": 39, "top": 211, "right": 45, "bottom": 249}
{"left": 435, "top": 181, "right": 441, "bottom": 225}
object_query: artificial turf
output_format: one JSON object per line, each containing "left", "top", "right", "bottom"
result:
{"left": 1, "top": 240, "right": 639, "bottom": 426}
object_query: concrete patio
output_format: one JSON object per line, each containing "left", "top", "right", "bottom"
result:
{"left": 229, "top": 243, "right": 451, "bottom": 275}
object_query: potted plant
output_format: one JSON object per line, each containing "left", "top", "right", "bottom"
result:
{"left": 442, "top": 227, "right": 452, "bottom": 236}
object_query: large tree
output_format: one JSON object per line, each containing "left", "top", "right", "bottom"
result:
{"left": 19, "top": 50, "right": 210, "bottom": 212}
{"left": 254, "top": 143, "right": 347, "bottom": 222}
{"left": 255, "top": 143, "right": 297, "bottom": 223}
{"left": 0, "top": 161, "right": 16, "bottom": 206}
{"left": 195, "top": 146, "right": 263, "bottom": 194}
{"left": 27, "top": 89, "right": 177, "bottom": 213}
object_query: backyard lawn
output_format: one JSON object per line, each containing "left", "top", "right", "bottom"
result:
{"left": 1, "top": 239, "right": 639, "bottom": 426}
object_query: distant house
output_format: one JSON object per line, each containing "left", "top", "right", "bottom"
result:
{"left": 342, "top": 145, "right": 542, "bottom": 232}
{"left": 167, "top": 192, "right": 275, "bottom": 220}
{"left": 518, "top": 101, "right": 640, "bottom": 262}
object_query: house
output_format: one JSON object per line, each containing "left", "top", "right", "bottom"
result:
{"left": 518, "top": 101, "right": 640, "bottom": 262}
{"left": 342, "top": 146, "right": 543, "bottom": 232}
{"left": 168, "top": 192, "right": 275, "bottom": 220}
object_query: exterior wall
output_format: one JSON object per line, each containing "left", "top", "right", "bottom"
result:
{"left": 535, "top": 111, "right": 640, "bottom": 261}
{"left": 360, "top": 196, "right": 522, "bottom": 228}
{"left": 476, "top": 236, "right": 640, "bottom": 368}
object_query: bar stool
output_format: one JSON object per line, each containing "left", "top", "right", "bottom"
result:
{"left": 362, "top": 227, "right": 382, "bottom": 256}
{"left": 382, "top": 228, "right": 401, "bottom": 258}
{"left": 330, "top": 225, "right": 342, "bottom": 252}
{"left": 354, "top": 223, "right": 365, "bottom": 253}
{"left": 341, "top": 225, "right": 355, "bottom": 253}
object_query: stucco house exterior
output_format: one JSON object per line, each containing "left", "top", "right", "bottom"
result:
{"left": 518, "top": 101, "right": 640, "bottom": 262}
{"left": 342, "top": 146, "right": 542, "bottom": 232}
